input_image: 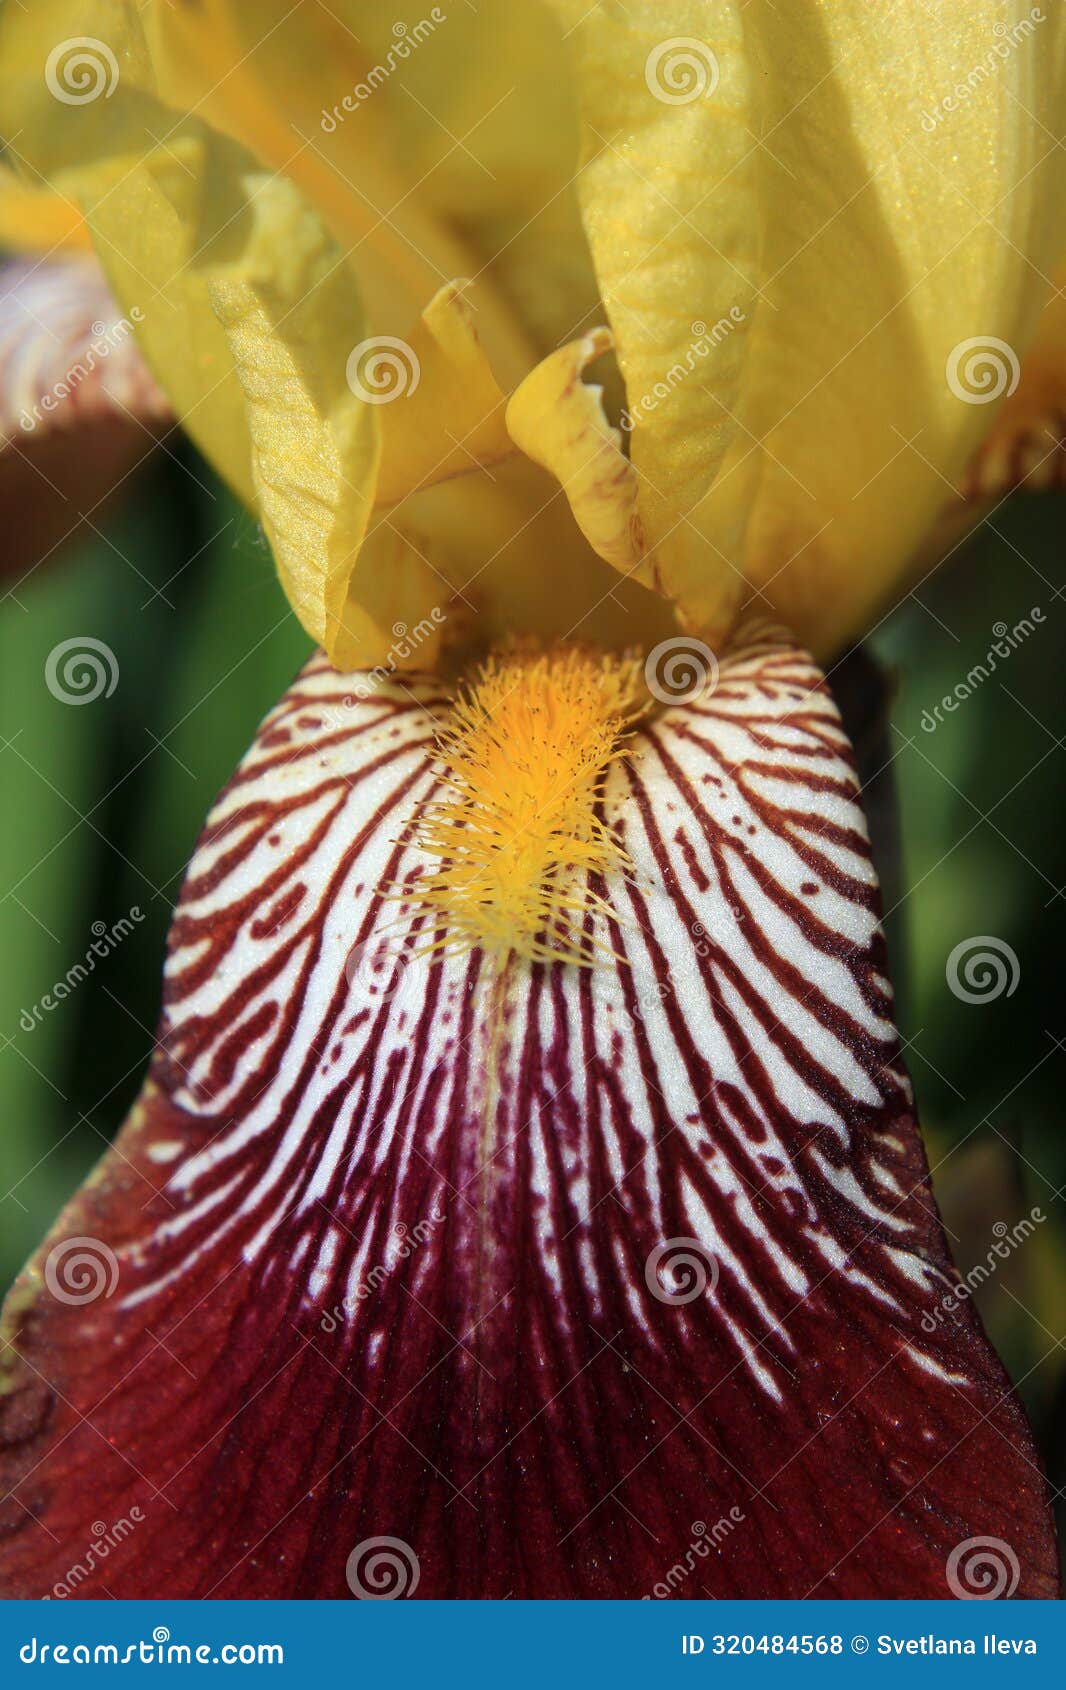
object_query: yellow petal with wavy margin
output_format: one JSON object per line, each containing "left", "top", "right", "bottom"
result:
{"left": 0, "top": 2, "right": 256, "bottom": 504}
{"left": 373, "top": 282, "right": 513, "bottom": 507}
{"left": 205, "top": 169, "right": 379, "bottom": 660}
{"left": 552, "top": 1, "right": 1066, "bottom": 654}
{"left": 506, "top": 328, "right": 643, "bottom": 576}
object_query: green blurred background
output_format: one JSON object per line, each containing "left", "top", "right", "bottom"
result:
{"left": 1, "top": 450, "right": 1063, "bottom": 1535}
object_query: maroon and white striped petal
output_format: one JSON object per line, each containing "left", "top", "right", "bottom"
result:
{"left": 0, "top": 625, "right": 1055, "bottom": 1599}
{"left": 0, "top": 257, "right": 170, "bottom": 576}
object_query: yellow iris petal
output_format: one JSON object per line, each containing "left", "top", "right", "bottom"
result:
{"left": 506, "top": 329, "right": 643, "bottom": 576}
{"left": 4, "top": 0, "right": 1063, "bottom": 662}
{"left": 0, "top": 4, "right": 256, "bottom": 504}
{"left": 0, "top": 166, "right": 89, "bottom": 255}
{"left": 552, "top": 0, "right": 1066, "bottom": 653}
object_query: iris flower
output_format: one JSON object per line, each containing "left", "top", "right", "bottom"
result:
{"left": 0, "top": 1, "right": 1062, "bottom": 1600}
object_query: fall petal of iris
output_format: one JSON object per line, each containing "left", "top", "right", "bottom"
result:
{"left": 0, "top": 257, "right": 170, "bottom": 577}
{"left": 0, "top": 628, "right": 1055, "bottom": 1599}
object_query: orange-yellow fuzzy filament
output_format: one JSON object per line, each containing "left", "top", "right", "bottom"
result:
{"left": 413, "top": 647, "right": 646, "bottom": 964}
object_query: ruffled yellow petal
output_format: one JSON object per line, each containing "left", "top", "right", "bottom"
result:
{"left": 0, "top": 6, "right": 257, "bottom": 504}
{"left": 373, "top": 282, "right": 513, "bottom": 507}
{"left": 552, "top": 0, "right": 1066, "bottom": 654}
{"left": 506, "top": 329, "right": 643, "bottom": 575}
{"left": 141, "top": 0, "right": 532, "bottom": 383}
{"left": 204, "top": 167, "right": 379, "bottom": 660}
